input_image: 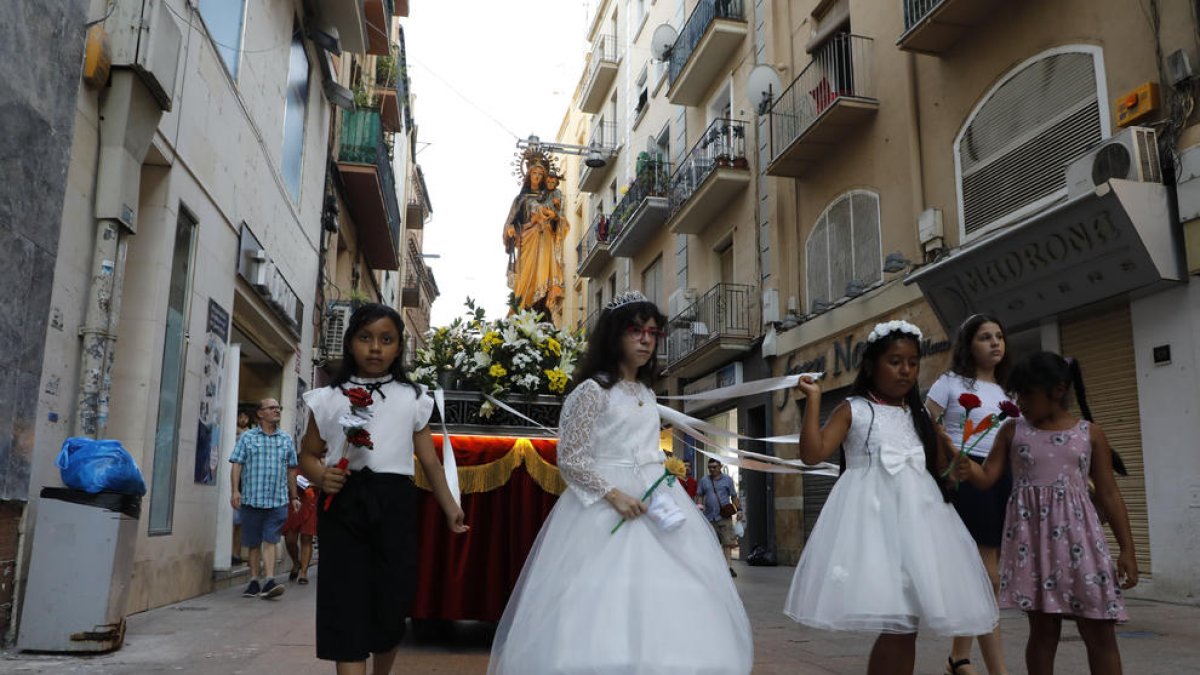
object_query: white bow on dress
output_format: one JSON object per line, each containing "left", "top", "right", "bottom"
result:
{"left": 880, "top": 442, "right": 926, "bottom": 475}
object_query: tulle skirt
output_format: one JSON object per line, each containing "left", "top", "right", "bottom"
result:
{"left": 488, "top": 463, "right": 753, "bottom": 674}
{"left": 784, "top": 466, "right": 999, "bottom": 636}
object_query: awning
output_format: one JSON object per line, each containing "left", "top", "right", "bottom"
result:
{"left": 906, "top": 179, "right": 1183, "bottom": 332}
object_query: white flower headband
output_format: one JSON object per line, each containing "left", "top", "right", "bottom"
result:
{"left": 866, "top": 319, "right": 923, "bottom": 344}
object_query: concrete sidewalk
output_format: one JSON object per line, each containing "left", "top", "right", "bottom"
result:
{"left": 2, "top": 564, "right": 1198, "bottom": 673}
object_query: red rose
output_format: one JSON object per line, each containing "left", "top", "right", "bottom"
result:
{"left": 346, "top": 387, "right": 374, "bottom": 409}
{"left": 958, "top": 393, "right": 982, "bottom": 411}
{"left": 999, "top": 400, "right": 1021, "bottom": 419}
{"left": 347, "top": 428, "right": 374, "bottom": 450}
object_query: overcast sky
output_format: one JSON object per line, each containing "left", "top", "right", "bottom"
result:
{"left": 405, "top": 2, "right": 588, "bottom": 326}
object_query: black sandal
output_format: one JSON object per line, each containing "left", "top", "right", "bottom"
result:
{"left": 946, "top": 657, "right": 972, "bottom": 674}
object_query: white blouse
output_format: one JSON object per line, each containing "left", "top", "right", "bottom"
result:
{"left": 302, "top": 377, "right": 434, "bottom": 475}
{"left": 926, "top": 372, "right": 1009, "bottom": 459}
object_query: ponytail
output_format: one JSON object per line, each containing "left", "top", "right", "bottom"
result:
{"left": 1065, "top": 357, "right": 1093, "bottom": 422}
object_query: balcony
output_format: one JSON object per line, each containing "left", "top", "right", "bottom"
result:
{"left": 336, "top": 109, "right": 401, "bottom": 270}
{"left": 375, "top": 53, "right": 403, "bottom": 133}
{"left": 666, "top": 283, "right": 759, "bottom": 379}
{"left": 766, "top": 34, "right": 878, "bottom": 178}
{"left": 314, "top": 0, "right": 367, "bottom": 54}
{"left": 406, "top": 165, "right": 430, "bottom": 229}
{"left": 363, "top": 0, "right": 394, "bottom": 56}
{"left": 578, "top": 120, "right": 620, "bottom": 193}
{"left": 898, "top": 0, "right": 1003, "bottom": 54}
{"left": 608, "top": 158, "right": 672, "bottom": 258}
{"left": 577, "top": 212, "right": 612, "bottom": 278}
{"left": 585, "top": 0, "right": 611, "bottom": 42}
{"left": 401, "top": 276, "right": 420, "bottom": 308}
{"left": 579, "top": 35, "right": 620, "bottom": 114}
{"left": 667, "top": 118, "right": 751, "bottom": 236}
{"left": 394, "top": 0, "right": 408, "bottom": 16}
{"left": 667, "top": 0, "right": 748, "bottom": 106}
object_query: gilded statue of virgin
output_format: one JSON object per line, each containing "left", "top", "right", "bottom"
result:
{"left": 503, "top": 152, "right": 569, "bottom": 324}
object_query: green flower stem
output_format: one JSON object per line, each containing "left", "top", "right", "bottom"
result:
{"left": 941, "top": 413, "right": 1010, "bottom": 487}
{"left": 610, "top": 470, "right": 678, "bottom": 534}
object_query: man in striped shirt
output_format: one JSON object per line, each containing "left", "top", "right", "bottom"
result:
{"left": 231, "top": 398, "right": 299, "bottom": 599}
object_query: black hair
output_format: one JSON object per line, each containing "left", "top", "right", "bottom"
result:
{"left": 950, "top": 313, "right": 1012, "bottom": 386}
{"left": 849, "top": 329, "right": 949, "bottom": 501}
{"left": 572, "top": 300, "right": 668, "bottom": 390}
{"left": 1006, "top": 352, "right": 1127, "bottom": 475}
{"left": 329, "top": 303, "right": 419, "bottom": 392}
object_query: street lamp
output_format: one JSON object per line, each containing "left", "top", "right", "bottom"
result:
{"left": 516, "top": 134, "right": 616, "bottom": 169}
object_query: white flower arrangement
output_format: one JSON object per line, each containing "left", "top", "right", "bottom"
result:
{"left": 866, "top": 319, "right": 923, "bottom": 343}
{"left": 410, "top": 299, "right": 584, "bottom": 412}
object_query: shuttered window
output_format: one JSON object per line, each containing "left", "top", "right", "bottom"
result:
{"left": 956, "top": 48, "right": 1107, "bottom": 238}
{"left": 805, "top": 190, "right": 881, "bottom": 313}
{"left": 1060, "top": 304, "right": 1151, "bottom": 578}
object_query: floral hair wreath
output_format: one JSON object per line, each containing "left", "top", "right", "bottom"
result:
{"left": 866, "top": 319, "right": 923, "bottom": 344}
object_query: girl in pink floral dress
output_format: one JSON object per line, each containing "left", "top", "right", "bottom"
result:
{"left": 955, "top": 352, "right": 1138, "bottom": 675}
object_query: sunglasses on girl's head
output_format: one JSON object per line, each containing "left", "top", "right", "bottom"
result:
{"left": 624, "top": 325, "right": 667, "bottom": 340}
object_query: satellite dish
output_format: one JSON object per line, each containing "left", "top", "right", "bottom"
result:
{"left": 745, "top": 64, "right": 783, "bottom": 115}
{"left": 651, "top": 24, "right": 678, "bottom": 61}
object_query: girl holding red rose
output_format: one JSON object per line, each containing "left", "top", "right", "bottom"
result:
{"left": 926, "top": 314, "right": 1015, "bottom": 675}
{"left": 298, "top": 303, "right": 467, "bottom": 673}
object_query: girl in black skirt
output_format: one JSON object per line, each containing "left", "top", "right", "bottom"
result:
{"left": 299, "top": 304, "right": 467, "bottom": 674}
{"left": 926, "top": 314, "right": 1013, "bottom": 675}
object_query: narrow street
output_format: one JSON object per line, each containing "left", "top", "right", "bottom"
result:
{"left": 3, "top": 564, "right": 1198, "bottom": 674}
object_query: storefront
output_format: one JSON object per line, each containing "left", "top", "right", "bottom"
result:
{"left": 907, "top": 178, "right": 1184, "bottom": 592}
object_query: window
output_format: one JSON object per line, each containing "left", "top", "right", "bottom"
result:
{"left": 956, "top": 47, "right": 1108, "bottom": 238}
{"left": 149, "top": 208, "right": 198, "bottom": 534}
{"left": 718, "top": 243, "right": 733, "bottom": 284}
{"left": 805, "top": 190, "right": 881, "bottom": 312}
{"left": 633, "top": 64, "right": 649, "bottom": 127}
{"left": 199, "top": 0, "right": 246, "bottom": 79}
{"left": 281, "top": 24, "right": 310, "bottom": 202}
{"left": 642, "top": 256, "right": 663, "bottom": 308}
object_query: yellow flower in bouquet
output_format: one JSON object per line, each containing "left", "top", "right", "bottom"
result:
{"left": 544, "top": 368, "right": 569, "bottom": 394}
{"left": 664, "top": 457, "right": 687, "bottom": 479}
{"left": 489, "top": 363, "right": 508, "bottom": 378}
{"left": 545, "top": 337, "right": 562, "bottom": 356}
{"left": 481, "top": 331, "right": 503, "bottom": 354}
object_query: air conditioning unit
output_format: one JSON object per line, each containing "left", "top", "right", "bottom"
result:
{"left": 1065, "top": 126, "right": 1161, "bottom": 199}
{"left": 108, "top": 0, "right": 183, "bottom": 111}
{"left": 323, "top": 301, "right": 353, "bottom": 359}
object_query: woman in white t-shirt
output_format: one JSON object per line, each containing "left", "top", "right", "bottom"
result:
{"left": 926, "top": 314, "right": 1014, "bottom": 675}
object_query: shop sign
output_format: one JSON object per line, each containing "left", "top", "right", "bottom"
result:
{"left": 237, "top": 224, "right": 304, "bottom": 336}
{"left": 908, "top": 180, "right": 1181, "bottom": 332}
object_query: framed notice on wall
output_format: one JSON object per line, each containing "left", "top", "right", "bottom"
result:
{"left": 194, "top": 299, "right": 231, "bottom": 485}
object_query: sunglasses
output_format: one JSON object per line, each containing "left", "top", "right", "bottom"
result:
{"left": 624, "top": 325, "right": 666, "bottom": 340}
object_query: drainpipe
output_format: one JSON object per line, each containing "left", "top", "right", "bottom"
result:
{"left": 75, "top": 70, "right": 163, "bottom": 437}
{"left": 904, "top": 51, "right": 926, "bottom": 226}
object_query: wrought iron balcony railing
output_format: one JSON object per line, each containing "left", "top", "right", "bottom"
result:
{"left": 668, "top": 0, "right": 745, "bottom": 88}
{"left": 669, "top": 118, "right": 748, "bottom": 214}
{"left": 666, "top": 282, "right": 758, "bottom": 365}
{"left": 768, "top": 34, "right": 875, "bottom": 162}
{"left": 338, "top": 108, "right": 402, "bottom": 247}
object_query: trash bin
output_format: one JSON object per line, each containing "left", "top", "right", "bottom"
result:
{"left": 17, "top": 487, "right": 141, "bottom": 653}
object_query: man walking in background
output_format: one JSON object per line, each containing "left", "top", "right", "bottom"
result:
{"left": 231, "top": 398, "right": 300, "bottom": 599}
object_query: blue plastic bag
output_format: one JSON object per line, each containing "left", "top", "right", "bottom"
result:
{"left": 55, "top": 437, "right": 147, "bottom": 496}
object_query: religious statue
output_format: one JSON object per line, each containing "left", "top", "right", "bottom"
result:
{"left": 503, "top": 151, "right": 569, "bottom": 325}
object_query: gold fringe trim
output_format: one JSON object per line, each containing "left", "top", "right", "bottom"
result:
{"left": 414, "top": 438, "right": 565, "bottom": 496}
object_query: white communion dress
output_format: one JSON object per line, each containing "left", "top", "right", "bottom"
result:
{"left": 784, "top": 397, "right": 999, "bottom": 636}
{"left": 488, "top": 377, "right": 753, "bottom": 675}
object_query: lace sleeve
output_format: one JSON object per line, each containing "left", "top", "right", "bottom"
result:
{"left": 556, "top": 379, "right": 614, "bottom": 506}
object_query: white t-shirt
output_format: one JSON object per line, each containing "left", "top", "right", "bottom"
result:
{"left": 926, "top": 372, "right": 1010, "bottom": 458}
{"left": 302, "top": 377, "right": 435, "bottom": 475}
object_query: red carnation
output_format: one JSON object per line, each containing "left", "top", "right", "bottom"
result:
{"left": 998, "top": 400, "right": 1021, "bottom": 419}
{"left": 958, "top": 392, "right": 982, "bottom": 411}
{"left": 346, "top": 428, "right": 374, "bottom": 450}
{"left": 346, "top": 387, "right": 374, "bottom": 409}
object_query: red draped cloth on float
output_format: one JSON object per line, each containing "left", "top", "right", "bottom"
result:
{"left": 411, "top": 435, "right": 560, "bottom": 621}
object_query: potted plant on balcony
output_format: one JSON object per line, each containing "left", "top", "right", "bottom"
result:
{"left": 730, "top": 125, "right": 749, "bottom": 169}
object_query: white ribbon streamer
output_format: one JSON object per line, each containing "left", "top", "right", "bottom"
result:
{"left": 656, "top": 372, "right": 823, "bottom": 403}
{"left": 481, "top": 392, "right": 560, "bottom": 435}
{"left": 432, "top": 389, "right": 461, "bottom": 506}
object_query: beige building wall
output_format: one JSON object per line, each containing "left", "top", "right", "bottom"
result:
{"left": 30, "top": 0, "right": 338, "bottom": 612}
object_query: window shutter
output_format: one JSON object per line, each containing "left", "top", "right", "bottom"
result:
{"left": 959, "top": 51, "right": 1103, "bottom": 236}
{"left": 806, "top": 214, "right": 829, "bottom": 311}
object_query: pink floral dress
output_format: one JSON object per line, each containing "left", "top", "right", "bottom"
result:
{"left": 999, "top": 418, "right": 1128, "bottom": 621}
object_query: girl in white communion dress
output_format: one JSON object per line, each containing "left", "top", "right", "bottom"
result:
{"left": 488, "top": 292, "right": 752, "bottom": 675}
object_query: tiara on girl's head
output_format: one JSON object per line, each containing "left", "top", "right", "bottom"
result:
{"left": 605, "top": 290, "right": 650, "bottom": 311}
{"left": 866, "top": 319, "right": 923, "bottom": 343}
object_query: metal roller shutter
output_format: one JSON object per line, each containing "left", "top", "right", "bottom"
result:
{"left": 1060, "top": 304, "right": 1151, "bottom": 577}
{"left": 803, "top": 386, "right": 850, "bottom": 542}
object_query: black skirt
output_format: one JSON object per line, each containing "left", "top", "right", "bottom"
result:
{"left": 952, "top": 455, "right": 1012, "bottom": 548}
{"left": 316, "top": 468, "right": 417, "bottom": 662}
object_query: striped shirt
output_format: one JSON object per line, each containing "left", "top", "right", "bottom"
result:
{"left": 230, "top": 427, "right": 298, "bottom": 509}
